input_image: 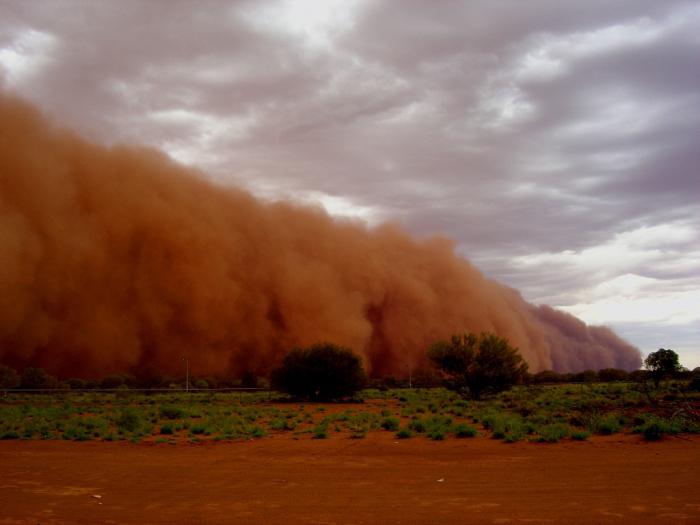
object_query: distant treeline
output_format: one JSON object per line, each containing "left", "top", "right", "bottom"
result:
{"left": 1, "top": 362, "right": 697, "bottom": 392}
{"left": 0, "top": 365, "right": 267, "bottom": 391}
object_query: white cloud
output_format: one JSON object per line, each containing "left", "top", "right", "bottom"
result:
{"left": 242, "top": 0, "right": 369, "bottom": 49}
{"left": 0, "top": 29, "right": 56, "bottom": 87}
{"left": 562, "top": 287, "right": 700, "bottom": 326}
{"left": 514, "top": 222, "right": 700, "bottom": 332}
{"left": 305, "top": 191, "right": 380, "bottom": 223}
{"left": 515, "top": 16, "right": 667, "bottom": 84}
{"left": 514, "top": 222, "right": 698, "bottom": 278}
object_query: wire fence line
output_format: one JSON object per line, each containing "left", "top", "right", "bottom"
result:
{"left": 1, "top": 387, "right": 270, "bottom": 393}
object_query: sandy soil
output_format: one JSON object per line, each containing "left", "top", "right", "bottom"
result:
{"left": 1, "top": 434, "right": 699, "bottom": 524}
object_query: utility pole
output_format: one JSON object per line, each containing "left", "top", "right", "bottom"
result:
{"left": 182, "top": 356, "right": 189, "bottom": 392}
{"left": 407, "top": 362, "right": 412, "bottom": 389}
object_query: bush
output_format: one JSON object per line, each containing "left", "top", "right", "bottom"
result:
{"left": 571, "top": 430, "right": 591, "bottom": 441}
{"left": 483, "top": 413, "right": 523, "bottom": 441}
{"left": 532, "top": 370, "right": 564, "bottom": 384}
{"left": 429, "top": 332, "right": 528, "bottom": 399}
{"left": 0, "top": 365, "right": 20, "bottom": 390}
{"left": 160, "top": 406, "right": 186, "bottom": 420}
{"left": 637, "top": 418, "right": 679, "bottom": 441}
{"left": 452, "top": 423, "right": 477, "bottom": 438}
{"left": 194, "top": 379, "right": 209, "bottom": 389}
{"left": 572, "top": 370, "right": 598, "bottom": 383}
{"left": 643, "top": 421, "right": 665, "bottom": 441}
{"left": 66, "top": 378, "right": 87, "bottom": 390}
{"left": 396, "top": 428, "right": 413, "bottom": 439}
{"left": 190, "top": 424, "right": 208, "bottom": 435}
{"left": 381, "top": 417, "right": 400, "bottom": 431}
{"left": 428, "top": 427, "right": 446, "bottom": 440}
{"left": 312, "top": 425, "right": 328, "bottom": 439}
{"left": 536, "top": 423, "right": 570, "bottom": 443}
{"left": 688, "top": 374, "right": 700, "bottom": 392}
{"left": 629, "top": 370, "right": 650, "bottom": 383}
{"left": 116, "top": 409, "right": 141, "bottom": 433}
{"left": 596, "top": 415, "right": 622, "bottom": 435}
{"left": 408, "top": 419, "right": 427, "bottom": 433}
{"left": 598, "top": 368, "right": 629, "bottom": 382}
{"left": 20, "top": 367, "right": 59, "bottom": 389}
{"left": 270, "top": 343, "right": 367, "bottom": 401}
{"left": 100, "top": 375, "right": 126, "bottom": 389}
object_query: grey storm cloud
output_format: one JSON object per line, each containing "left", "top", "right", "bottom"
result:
{"left": 0, "top": 0, "right": 698, "bottom": 366}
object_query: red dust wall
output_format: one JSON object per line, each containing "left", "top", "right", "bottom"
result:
{"left": 0, "top": 94, "right": 641, "bottom": 378}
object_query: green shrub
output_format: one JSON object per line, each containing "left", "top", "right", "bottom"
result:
{"left": 638, "top": 418, "right": 679, "bottom": 441}
{"left": 571, "top": 430, "right": 591, "bottom": 441}
{"left": 381, "top": 417, "right": 400, "bottom": 431}
{"left": 396, "top": 428, "right": 413, "bottom": 439}
{"left": 596, "top": 415, "right": 622, "bottom": 435}
{"left": 269, "top": 418, "right": 287, "bottom": 431}
{"left": 159, "top": 424, "right": 174, "bottom": 435}
{"left": 688, "top": 374, "right": 700, "bottom": 392}
{"left": 536, "top": 423, "right": 570, "bottom": 443}
{"left": 159, "top": 406, "right": 186, "bottom": 420}
{"left": 0, "top": 365, "right": 20, "bottom": 390}
{"left": 488, "top": 414, "right": 524, "bottom": 441}
{"left": 452, "top": 423, "right": 477, "bottom": 438}
{"left": 313, "top": 424, "right": 328, "bottom": 439}
{"left": 408, "top": 418, "right": 427, "bottom": 433}
{"left": 270, "top": 343, "right": 366, "bottom": 401}
{"left": 116, "top": 409, "right": 141, "bottom": 433}
{"left": 428, "top": 332, "right": 528, "bottom": 399}
{"left": 428, "top": 428, "right": 446, "bottom": 440}
{"left": 643, "top": 421, "right": 665, "bottom": 441}
{"left": 250, "top": 425, "right": 267, "bottom": 438}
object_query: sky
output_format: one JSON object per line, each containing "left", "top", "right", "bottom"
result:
{"left": 1, "top": 0, "right": 698, "bottom": 368}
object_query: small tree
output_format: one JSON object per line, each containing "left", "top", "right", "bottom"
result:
{"left": 644, "top": 348, "right": 682, "bottom": 388}
{"left": 0, "top": 365, "right": 20, "bottom": 390}
{"left": 271, "top": 343, "right": 366, "bottom": 401}
{"left": 532, "top": 370, "right": 564, "bottom": 384}
{"left": 598, "top": 368, "right": 629, "bottom": 382}
{"left": 20, "top": 367, "right": 59, "bottom": 389}
{"left": 428, "top": 332, "right": 528, "bottom": 399}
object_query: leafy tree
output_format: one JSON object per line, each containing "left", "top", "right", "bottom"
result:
{"left": 532, "top": 370, "right": 564, "bottom": 384}
{"left": 271, "top": 343, "right": 366, "bottom": 401}
{"left": 20, "top": 367, "right": 59, "bottom": 389}
{"left": 241, "top": 371, "right": 260, "bottom": 389}
{"left": 0, "top": 365, "right": 20, "bottom": 390}
{"left": 193, "top": 378, "right": 209, "bottom": 389}
{"left": 644, "top": 348, "right": 682, "bottom": 387}
{"left": 689, "top": 372, "right": 700, "bottom": 392}
{"left": 573, "top": 369, "right": 598, "bottom": 383}
{"left": 100, "top": 374, "right": 126, "bottom": 389}
{"left": 629, "top": 369, "right": 650, "bottom": 383}
{"left": 428, "top": 332, "right": 528, "bottom": 399}
{"left": 597, "top": 368, "right": 629, "bottom": 382}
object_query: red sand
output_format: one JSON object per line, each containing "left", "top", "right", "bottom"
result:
{"left": 1, "top": 434, "right": 699, "bottom": 524}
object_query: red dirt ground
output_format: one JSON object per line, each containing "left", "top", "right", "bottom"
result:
{"left": 1, "top": 434, "right": 699, "bottom": 524}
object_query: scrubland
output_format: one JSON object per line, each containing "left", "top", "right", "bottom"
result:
{"left": 2, "top": 381, "right": 698, "bottom": 445}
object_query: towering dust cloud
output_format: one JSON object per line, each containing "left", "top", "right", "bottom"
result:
{"left": 0, "top": 94, "right": 641, "bottom": 379}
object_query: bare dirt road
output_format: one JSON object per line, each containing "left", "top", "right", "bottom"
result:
{"left": 1, "top": 434, "right": 699, "bottom": 524}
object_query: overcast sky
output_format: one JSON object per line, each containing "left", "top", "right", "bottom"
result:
{"left": 1, "top": 0, "right": 699, "bottom": 368}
